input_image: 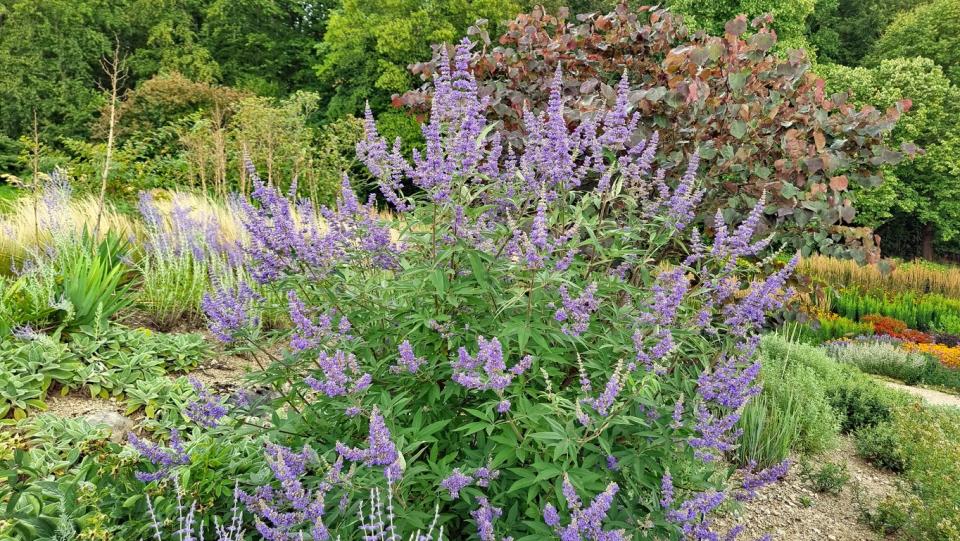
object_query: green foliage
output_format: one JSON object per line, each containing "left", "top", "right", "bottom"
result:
{"left": 868, "top": 0, "right": 960, "bottom": 85}
{"left": 135, "top": 250, "right": 209, "bottom": 330}
{"left": 313, "top": 115, "right": 372, "bottom": 202}
{"left": 854, "top": 421, "right": 906, "bottom": 471}
{"left": 316, "top": 0, "right": 523, "bottom": 119}
{"left": 890, "top": 406, "right": 960, "bottom": 539}
{"left": 0, "top": 274, "right": 57, "bottom": 337}
{"left": 794, "top": 314, "right": 873, "bottom": 344}
{"left": 800, "top": 460, "right": 849, "bottom": 495}
{"left": 855, "top": 405, "right": 960, "bottom": 539}
{"left": 831, "top": 290, "right": 960, "bottom": 333}
{"left": 668, "top": 0, "right": 817, "bottom": 51}
{"left": 0, "top": 336, "right": 80, "bottom": 419}
{"left": 0, "top": 0, "right": 113, "bottom": 156}
{"left": 56, "top": 231, "right": 132, "bottom": 331}
{"left": 124, "top": 376, "right": 196, "bottom": 425}
{"left": 820, "top": 57, "right": 960, "bottom": 249}
{"left": 827, "top": 376, "right": 905, "bottom": 433}
{"left": 735, "top": 392, "right": 801, "bottom": 468}
{"left": 0, "top": 323, "right": 208, "bottom": 418}
{"left": 400, "top": 5, "right": 910, "bottom": 263}
{"left": 829, "top": 340, "right": 960, "bottom": 392}
{"left": 828, "top": 340, "right": 926, "bottom": 379}
{"left": 805, "top": 0, "right": 924, "bottom": 66}
{"left": 859, "top": 492, "right": 914, "bottom": 536}
{"left": 744, "top": 336, "right": 840, "bottom": 456}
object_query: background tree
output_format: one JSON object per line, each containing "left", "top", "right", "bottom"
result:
{"left": 666, "top": 0, "right": 817, "bottom": 51}
{"left": 399, "top": 5, "right": 910, "bottom": 262}
{"left": 0, "top": 0, "right": 119, "bottom": 168}
{"left": 315, "top": 0, "right": 523, "bottom": 121}
{"left": 866, "top": 0, "right": 960, "bottom": 84}
{"left": 804, "top": 0, "right": 925, "bottom": 66}
{"left": 199, "top": 0, "right": 328, "bottom": 95}
{"left": 822, "top": 57, "right": 960, "bottom": 259}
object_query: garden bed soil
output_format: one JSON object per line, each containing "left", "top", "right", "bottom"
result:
{"left": 42, "top": 352, "right": 256, "bottom": 420}
{"left": 715, "top": 436, "right": 898, "bottom": 540}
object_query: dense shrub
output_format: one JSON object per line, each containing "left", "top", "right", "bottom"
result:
{"left": 160, "top": 43, "right": 798, "bottom": 539}
{"left": 826, "top": 374, "right": 907, "bottom": 433}
{"left": 745, "top": 336, "right": 839, "bottom": 457}
{"left": 854, "top": 421, "right": 907, "bottom": 472}
{"left": 856, "top": 404, "right": 960, "bottom": 540}
{"left": 399, "top": 4, "right": 911, "bottom": 262}
{"left": 829, "top": 340, "right": 925, "bottom": 380}
{"left": 891, "top": 405, "right": 960, "bottom": 539}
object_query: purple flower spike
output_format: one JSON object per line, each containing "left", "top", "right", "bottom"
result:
{"left": 305, "top": 349, "right": 371, "bottom": 399}
{"left": 391, "top": 340, "right": 427, "bottom": 374}
{"left": 335, "top": 407, "right": 403, "bottom": 483}
{"left": 451, "top": 336, "right": 531, "bottom": 412}
{"left": 202, "top": 279, "right": 260, "bottom": 342}
{"left": 128, "top": 429, "right": 190, "bottom": 483}
{"left": 547, "top": 476, "right": 625, "bottom": 541}
{"left": 185, "top": 377, "right": 229, "bottom": 428}
{"left": 440, "top": 468, "right": 473, "bottom": 499}
{"left": 555, "top": 283, "right": 600, "bottom": 337}
{"left": 471, "top": 497, "right": 504, "bottom": 541}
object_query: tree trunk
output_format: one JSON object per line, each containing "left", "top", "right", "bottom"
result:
{"left": 922, "top": 223, "right": 936, "bottom": 261}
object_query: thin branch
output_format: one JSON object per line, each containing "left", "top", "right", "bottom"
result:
{"left": 95, "top": 37, "right": 128, "bottom": 237}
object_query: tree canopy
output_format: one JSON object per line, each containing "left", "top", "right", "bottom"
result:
{"left": 867, "top": 0, "right": 960, "bottom": 84}
{"left": 822, "top": 57, "right": 960, "bottom": 257}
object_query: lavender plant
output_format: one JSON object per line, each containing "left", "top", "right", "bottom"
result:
{"left": 190, "top": 38, "right": 794, "bottom": 539}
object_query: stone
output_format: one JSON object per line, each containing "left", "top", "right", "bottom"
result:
{"left": 83, "top": 410, "right": 135, "bottom": 443}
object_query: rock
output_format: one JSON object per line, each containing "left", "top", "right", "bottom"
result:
{"left": 83, "top": 410, "right": 135, "bottom": 442}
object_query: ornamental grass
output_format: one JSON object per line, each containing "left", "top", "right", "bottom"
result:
{"left": 800, "top": 255, "right": 960, "bottom": 300}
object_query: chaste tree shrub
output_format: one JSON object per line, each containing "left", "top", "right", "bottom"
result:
{"left": 149, "top": 39, "right": 796, "bottom": 540}
{"left": 398, "top": 4, "right": 913, "bottom": 264}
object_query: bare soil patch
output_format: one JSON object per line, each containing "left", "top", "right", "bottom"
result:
{"left": 716, "top": 436, "right": 899, "bottom": 540}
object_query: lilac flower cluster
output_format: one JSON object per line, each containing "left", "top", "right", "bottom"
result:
{"left": 633, "top": 268, "right": 690, "bottom": 372}
{"left": 555, "top": 283, "right": 599, "bottom": 337}
{"left": 128, "top": 429, "right": 190, "bottom": 482}
{"left": 238, "top": 165, "right": 400, "bottom": 284}
{"left": 578, "top": 360, "right": 626, "bottom": 421}
{"left": 390, "top": 340, "right": 427, "bottom": 374}
{"left": 439, "top": 463, "right": 501, "bottom": 499}
{"left": 451, "top": 336, "right": 532, "bottom": 412}
{"left": 304, "top": 350, "right": 371, "bottom": 400}
{"left": 287, "top": 290, "right": 352, "bottom": 351}
{"left": 543, "top": 476, "right": 625, "bottom": 541}
{"left": 239, "top": 443, "right": 346, "bottom": 541}
{"left": 202, "top": 279, "right": 260, "bottom": 342}
{"left": 185, "top": 377, "right": 229, "bottom": 428}
{"left": 335, "top": 407, "right": 404, "bottom": 483}
{"left": 471, "top": 497, "right": 511, "bottom": 541}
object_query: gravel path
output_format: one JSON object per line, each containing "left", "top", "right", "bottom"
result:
{"left": 715, "top": 436, "right": 899, "bottom": 540}
{"left": 879, "top": 380, "right": 960, "bottom": 408}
